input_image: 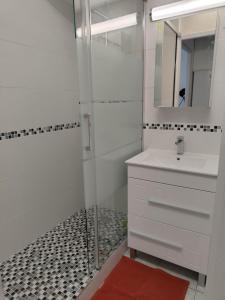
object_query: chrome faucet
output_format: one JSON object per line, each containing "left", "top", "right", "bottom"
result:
{"left": 175, "top": 136, "right": 184, "bottom": 155}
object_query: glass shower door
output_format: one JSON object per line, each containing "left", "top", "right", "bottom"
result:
{"left": 90, "top": 0, "right": 144, "bottom": 267}
{"left": 74, "top": 0, "right": 144, "bottom": 269}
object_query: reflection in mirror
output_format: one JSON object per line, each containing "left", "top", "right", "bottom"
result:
{"left": 178, "top": 36, "right": 215, "bottom": 108}
{"left": 154, "top": 11, "right": 217, "bottom": 108}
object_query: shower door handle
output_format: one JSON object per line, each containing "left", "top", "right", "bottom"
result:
{"left": 84, "top": 113, "right": 91, "bottom": 151}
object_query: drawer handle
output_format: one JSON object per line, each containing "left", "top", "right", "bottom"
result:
{"left": 148, "top": 199, "right": 211, "bottom": 218}
{"left": 130, "top": 230, "right": 183, "bottom": 250}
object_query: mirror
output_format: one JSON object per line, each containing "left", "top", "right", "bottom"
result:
{"left": 154, "top": 11, "right": 217, "bottom": 108}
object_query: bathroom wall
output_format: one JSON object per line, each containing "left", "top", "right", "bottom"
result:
{"left": 0, "top": 0, "right": 84, "bottom": 262}
{"left": 144, "top": 0, "right": 225, "bottom": 154}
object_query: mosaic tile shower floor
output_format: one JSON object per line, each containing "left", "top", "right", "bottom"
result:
{"left": 0, "top": 208, "right": 127, "bottom": 299}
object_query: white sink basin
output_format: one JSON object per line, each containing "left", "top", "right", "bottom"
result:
{"left": 126, "top": 148, "right": 219, "bottom": 177}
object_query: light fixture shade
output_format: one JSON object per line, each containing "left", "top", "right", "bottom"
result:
{"left": 76, "top": 13, "right": 137, "bottom": 37}
{"left": 151, "top": 0, "right": 225, "bottom": 21}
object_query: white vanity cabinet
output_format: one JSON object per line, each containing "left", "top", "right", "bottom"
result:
{"left": 126, "top": 149, "right": 218, "bottom": 277}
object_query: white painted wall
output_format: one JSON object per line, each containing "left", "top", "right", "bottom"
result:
{"left": 206, "top": 112, "right": 225, "bottom": 299}
{"left": 0, "top": 0, "right": 84, "bottom": 263}
{"left": 144, "top": 1, "right": 225, "bottom": 155}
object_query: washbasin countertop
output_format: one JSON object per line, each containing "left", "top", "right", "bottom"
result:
{"left": 126, "top": 148, "right": 219, "bottom": 177}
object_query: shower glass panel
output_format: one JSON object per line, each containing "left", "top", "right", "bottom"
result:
{"left": 74, "top": 0, "right": 144, "bottom": 270}
{"left": 90, "top": 0, "right": 144, "bottom": 267}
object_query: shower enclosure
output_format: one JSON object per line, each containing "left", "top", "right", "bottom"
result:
{"left": 74, "top": 0, "right": 144, "bottom": 271}
{"left": 0, "top": 1, "right": 143, "bottom": 299}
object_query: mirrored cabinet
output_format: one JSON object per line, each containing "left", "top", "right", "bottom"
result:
{"left": 154, "top": 11, "right": 217, "bottom": 108}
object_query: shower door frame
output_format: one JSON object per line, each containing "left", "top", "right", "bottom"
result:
{"left": 73, "top": 0, "right": 100, "bottom": 270}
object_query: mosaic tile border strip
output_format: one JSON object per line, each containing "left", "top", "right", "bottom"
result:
{"left": 0, "top": 122, "right": 80, "bottom": 142}
{"left": 143, "top": 123, "right": 222, "bottom": 133}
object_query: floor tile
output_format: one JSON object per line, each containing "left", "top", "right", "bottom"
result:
{"left": 0, "top": 208, "right": 126, "bottom": 299}
{"left": 0, "top": 209, "right": 91, "bottom": 299}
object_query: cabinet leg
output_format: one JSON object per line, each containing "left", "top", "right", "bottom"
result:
{"left": 130, "top": 248, "right": 137, "bottom": 259}
{"left": 198, "top": 273, "right": 206, "bottom": 287}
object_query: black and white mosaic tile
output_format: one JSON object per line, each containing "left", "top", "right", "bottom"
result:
{"left": 0, "top": 207, "right": 127, "bottom": 300}
{"left": 143, "top": 123, "right": 222, "bottom": 133}
{"left": 0, "top": 122, "right": 80, "bottom": 142}
{"left": 82, "top": 207, "right": 127, "bottom": 269}
{"left": 97, "top": 208, "right": 127, "bottom": 266}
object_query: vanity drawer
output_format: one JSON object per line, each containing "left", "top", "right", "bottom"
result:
{"left": 128, "top": 165, "right": 217, "bottom": 192}
{"left": 128, "top": 178, "right": 215, "bottom": 235}
{"left": 128, "top": 215, "right": 210, "bottom": 274}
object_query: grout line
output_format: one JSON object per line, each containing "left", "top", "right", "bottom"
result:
{"left": 0, "top": 37, "right": 31, "bottom": 47}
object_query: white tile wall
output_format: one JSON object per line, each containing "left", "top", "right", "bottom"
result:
{"left": 143, "top": 1, "right": 225, "bottom": 155}
{"left": 95, "top": 141, "right": 142, "bottom": 211}
{"left": 91, "top": 39, "right": 143, "bottom": 102}
{"left": 0, "top": 130, "right": 84, "bottom": 262}
{"left": 0, "top": 88, "right": 80, "bottom": 131}
{"left": 144, "top": 129, "right": 222, "bottom": 154}
{"left": 93, "top": 102, "right": 142, "bottom": 157}
{"left": 0, "top": 0, "right": 75, "bottom": 55}
{"left": 0, "top": 0, "right": 84, "bottom": 263}
{"left": 82, "top": 159, "right": 97, "bottom": 210}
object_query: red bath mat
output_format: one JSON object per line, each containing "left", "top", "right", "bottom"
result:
{"left": 92, "top": 256, "right": 189, "bottom": 300}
